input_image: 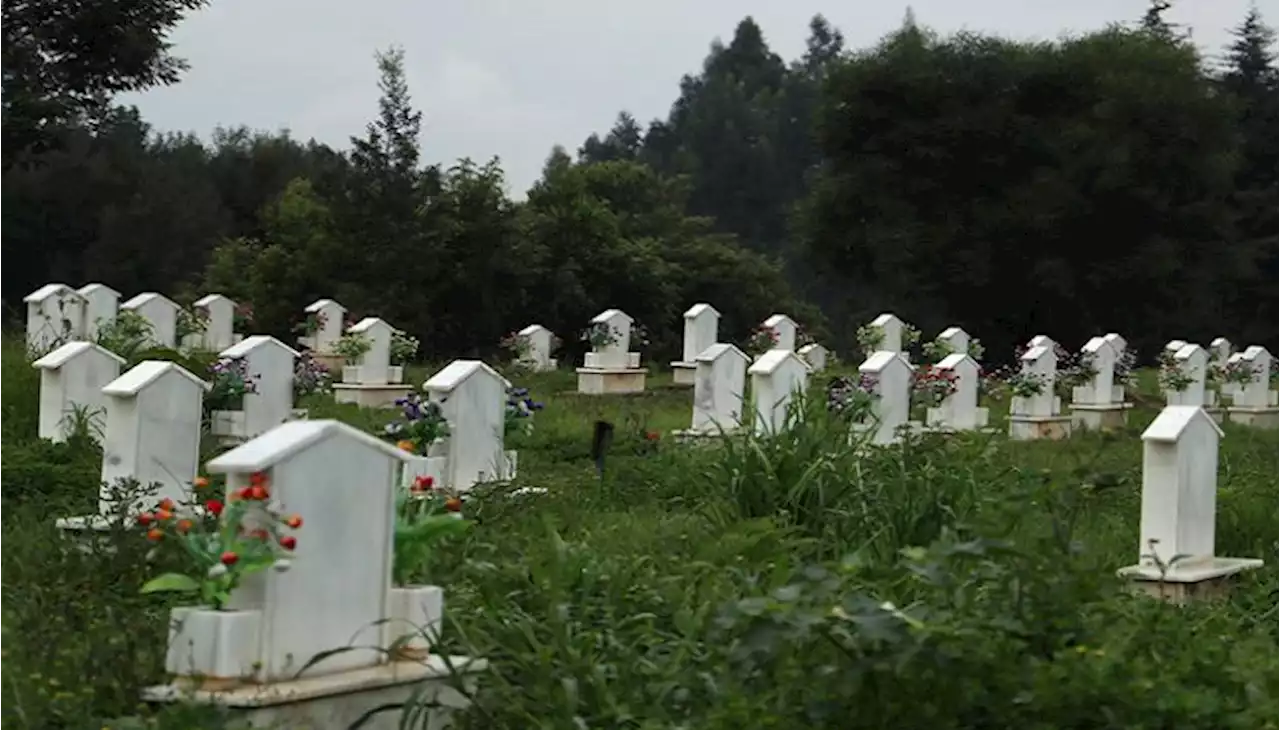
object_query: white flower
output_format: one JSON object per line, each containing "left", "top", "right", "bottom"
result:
{"left": 207, "top": 563, "right": 228, "bottom": 578}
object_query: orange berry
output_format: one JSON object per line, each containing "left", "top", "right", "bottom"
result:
{"left": 137, "top": 512, "right": 154, "bottom": 527}
{"left": 156, "top": 509, "right": 172, "bottom": 522}
{"left": 193, "top": 476, "right": 210, "bottom": 489}
{"left": 220, "top": 551, "right": 239, "bottom": 565}
{"left": 284, "top": 514, "right": 302, "bottom": 529}
{"left": 444, "top": 497, "right": 462, "bottom": 513}
{"left": 146, "top": 528, "right": 164, "bottom": 542}
{"left": 158, "top": 498, "right": 175, "bottom": 511}
{"left": 396, "top": 440, "right": 416, "bottom": 453}
{"left": 249, "top": 486, "right": 268, "bottom": 501}
{"left": 176, "top": 519, "right": 193, "bottom": 534}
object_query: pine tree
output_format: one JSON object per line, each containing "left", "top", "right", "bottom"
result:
{"left": 1221, "top": 6, "right": 1278, "bottom": 98}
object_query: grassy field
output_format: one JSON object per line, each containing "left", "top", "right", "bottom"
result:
{"left": 2, "top": 336, "right": 1276, "bottom": 730}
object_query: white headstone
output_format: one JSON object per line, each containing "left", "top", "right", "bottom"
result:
{"left": 99, "top": 361, "right": 208, "bottom": 513}
{"left": 680, "top": 303, "right": 721, "bottom": 363}
{"left": 1165, "top": 344, "right": 1208, "bottom": 407}
{"left": 517, "top": 324, "right": 556, "bottom": 371}
{"left": 869, "top": 313, "right": 907, "bottom": 353}
{"left": 304, "top": 298, "right": 347, "bottom": 354}
{"left": 24, "top": 283, "right": 86, "bottom": 352}
{"left": 1011, "top": 345, "right": 1059, "bottom": 417}
{"left": 690, "top": 343, "right": 748, "bottom": 433}
{"left": 1164, "top": 339, "right": 1188, "bottom": 354}
{"left": 424, "top": 360, "right": 511, "bottom": 490}
{"left": 1026, "top": 334, "right": 1056, "bottom": 351}
{"left": 120, "top": 293, "right": 181, "bottom": 348}
{"left": 32, "top": 342, "right": 125, "bottom": 442}
{"left": 1209, "top": 337, "right": 1232, "bottom": 364}
{"left": 762, "top": 314, "right": 798, "bottom": 352}
{"left": 1231, "top": 346, "right": 1272, "bottom": 409}
{"left": 78, "top": 283, "right": 120, "bottom": 340}
{"left": 219, "top": 336, "right": 299, "bottom": 439}
{"left": 748, "top": 349, "right": 809, "bottom": 434}
{"left": 858, "top": 351, "right": 914, "bottom": 444}
{"left": 1136, "top": 407, "right": 1222, "bottom": 566}
{"left": 345, "top": 317, "right": 395, "bottom": 385}
{"left": 206, "top": 420, "right": 412, "bottom": 680}
{"left": 1102, "top": 332, "right": 1127, "bottom": 358}
{"left": 194, "top": 294, "right": 238, "bottom": 351}
{"left": 798, "top": 343, "right": 829, "bottom": 373}
{"left": 937, "top": 326, "right": 970, "bottom": 355}
{"left": 926, "top": 353, "right": 987, "bottom": 430}
{"left": 583, "top": 309, "right": 635, "bottom": 370}
{"left": 1072, "top": 336, "right": 1117, "bottom": 406}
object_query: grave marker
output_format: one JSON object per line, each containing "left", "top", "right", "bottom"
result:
{"left": 680, "top": 343, "right": 748, "bottom": 437}
{"left": 120, "top": 292, "right": 182, "bottom": 349}
{"left": 577, "top": 309, "right": 647, "bottom": 395}
{"left": 24, "top": 283, "right": 86, "bottom": 352}
{"left": 1008, "top": 345, "right": 1072, "bottom": 440}
{"left": 748, "top": 349, "right": 809, "bottom": 434}
{"left": 858, "top": 351, "right": 914, "bottom": 444}
{"left": 1118, "top": 406, "right": 1262, "bottom": 603}
{"left": 423, "top": 360, "right": 516, "bottom": 490}
{"left": 193, "top": 294, "right": 239, "bottom": 351}
{"left": 925, "top": 352, "right": 988, "bottom": 431}
{"left": 516, "top": 324, "right": 557, "bottom": 372}
{"left": 78, "top": 283, "right": 120, "bottom": 340}
{"left": 32, "top": 342, "right": 125, "bottom": 442}
{"left": 671, "top": 303, "right": 720, "bottom": 385}
{"left": 1070, "top": 336, "right": 1132, "bottom": 430}
{"left": 762, "top": 313, "right": 798, "bottom": 352}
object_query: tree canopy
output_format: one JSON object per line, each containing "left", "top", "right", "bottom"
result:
{"left": 3, "top": 7, "right": 1275, "bottom": 361}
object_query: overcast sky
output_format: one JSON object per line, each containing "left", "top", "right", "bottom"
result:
{"left": 120, "top": 0, "right": 1276, "bottom": 197}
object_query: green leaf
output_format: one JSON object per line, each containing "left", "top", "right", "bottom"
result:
{"left": 140, "top": 572, "right": 201, "bottom": 594}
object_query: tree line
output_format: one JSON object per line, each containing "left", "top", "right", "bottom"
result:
{"left": 3, "top": 1, "right": 1275, "bottom": 363}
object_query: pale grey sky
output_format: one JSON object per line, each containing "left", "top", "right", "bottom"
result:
{"left": 119, "top": 0, "right": 1275, "bottom": 197}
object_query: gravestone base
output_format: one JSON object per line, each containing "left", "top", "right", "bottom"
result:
{"left": 576, "top": 367, "right": 647, "bottom": 395}
{"left": 53, "top": 514, "right": 130, "bottom": 554}
{"left": 671, "top": 427, "right": 734, "bottom": 443}
{"left": 1204, "top": 407, "right": 1226, "bottom": 425}
{"left": 1007, "top": 414, "right": 1073, "bottom": 441}
{"left": 1069, "top": 403, "right": 1132, "bottom": 431}
{"left": 141, "top": 656, "right": 486, "bottom": 730}
{"left": 669, "top": 362, "right": 697, "bottom": 385}
{"left": 1225, "top": 406, "right": 1278, "bottom": 429}
{"left": 333, "top": 383, "right": 413, "bottom": 409}
{"left": 1118, "top": 557, "right": 1263, "bottom": 606}
{"left": 924, "top": 406, "right": 991, "bottom": 433}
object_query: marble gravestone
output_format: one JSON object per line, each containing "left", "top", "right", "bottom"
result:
{"left": 762, "top": 314, "right": 798, "bottom": 352}
{"left": 858, "top": 351, "right": 914, "bottom": 445}
{"left": 747, "top": 349, "right": 809, "bottom": 435}
{"left": 676, "top": 343, "right": 749, "bottom": 438}
{"left": 577, "top": 308, "right": 647, "bottom": 395}
{"left": 516, "top": 324, "right": 557, "bottom": 371}
{"left": 924, "top": 352, "right": 988, "bottom": 432}
{"left": 78, "top": 283, "right": 121, "bottom": 340}
{"left": 212, "top": 336, "right": 300, "bottom": 443}
{"left": 1225, "top": 346, "right": 1278, "bottom": 428}
{"left": 193, "top": 294, "right": 239, "bottom": 351}
{"left": 120, "top": 292, "right": 182, "bottom": 349}
{"left": 1118, "top": 406, "right": 1262, "bottom": 603}
{"left": 423, "top": 360, "right": 516, "bottom": 490}
{"left": 798, "top": 343, "right": 829, "bottom": 373}
{"left": 1008, "top": 345, "right": 1072, "bottom": 441}
{"left": 1070, "top": 336, "right": 1132, "bottom": 431}
{"left": 1164, "top": 343, "right": 1208, "bottom": 408}
{"left": 332, "top": 317, "right": 412, "bottom": 408}
{"left": 24, "top": 283, "right": 86, "bottom": 352}
{"left": 935, "top": 326, "right": 970, "bottom": 356}
{"left": 32, "top": 341, "right": 126, "bottom": 442}
{"left": 671, "top": 303, "right": 720, "bottom": 385}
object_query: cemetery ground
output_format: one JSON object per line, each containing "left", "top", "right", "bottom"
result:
{"left": 1, "top": 336, "right": 1276, "bottom": 730}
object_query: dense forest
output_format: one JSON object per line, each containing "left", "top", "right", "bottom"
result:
{"left": 3, "top": 1, "right": 1276, "bottom": 364}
